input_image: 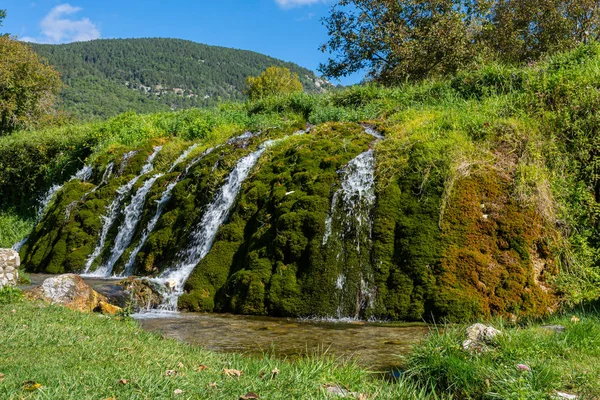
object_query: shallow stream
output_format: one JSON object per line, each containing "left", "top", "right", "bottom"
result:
{"left": 24, "top": 274, "right": 430, "bottom": 370}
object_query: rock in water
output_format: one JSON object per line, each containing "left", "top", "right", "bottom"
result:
{"left": 0, "top": 249, "right": 20, "bottom": 289}
{"left": 462, "top": 323, "right": 502, "bottom": 352}
{"left": 32, "top": 274, "right": 107, "bottom": 312}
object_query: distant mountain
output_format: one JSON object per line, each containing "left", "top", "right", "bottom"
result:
{"left": 29, "top": 38, "right": 331, "bottom": 119}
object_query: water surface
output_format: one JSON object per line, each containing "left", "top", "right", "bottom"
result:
{"left": 24, "top": 274, "right": 430, "bottom": 370}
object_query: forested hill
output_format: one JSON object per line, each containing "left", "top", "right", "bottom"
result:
{"left": 30, "top": 38, "right": 331, "bottom": 119}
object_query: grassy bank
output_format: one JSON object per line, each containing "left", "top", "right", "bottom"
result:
{"left": 407, "top": 311, "right": 600, "bottom": 399}
{"left": 1, "top": 289, "right": 599, "bottom": 399}
{"left": 0, "top": 290, "right": 432, "bottom": 399}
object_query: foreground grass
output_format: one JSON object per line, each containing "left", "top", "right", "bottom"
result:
{"left": 407, "top": 312, "right": 600, "bottom": 399}
{"left": 0, "top": 295, "right": 435, "bottom": 399}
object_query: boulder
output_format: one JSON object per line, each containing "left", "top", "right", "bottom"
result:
{"left": 462, "top": 323, "right": 502, "bottom": 352}
{"left": 0, "top": 249, "right": 20, "bottom": 289}
{"left": 32, "top": 274, "right": 107, "bottom": 312}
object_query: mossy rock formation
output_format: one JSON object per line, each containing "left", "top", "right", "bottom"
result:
{"left": 20, "top": 122, "right": 559, "bottom": 322}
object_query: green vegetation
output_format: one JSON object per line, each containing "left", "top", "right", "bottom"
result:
{"left": 0, "top": 289, "right": 433, "bottom": 399}
{"left": 320, "top": 0, "right": 600, "bottom": 83}
{"left": 246, "top": 66, "right": 304, "bottom": 100}
{"left": 4, "top": 43, "right": 600, "bottom": 321}
{"left": 406, "top": 311, "right": 600, "bottom": 398}
{"left": 28, "top": 38, "right": 330, "bottom": 119}
{"left": 0, "top": 34, "right": 63, "bottom": 134}
{"left": 0, "top": 210, "right": 33, "bottom": 248}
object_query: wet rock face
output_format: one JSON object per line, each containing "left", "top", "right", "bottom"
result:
{"left": 0, "top": 249, "right": 20, "bottom": 289}
{"left": 119, "top": 277, "right": 163, "bottom": 311}
{"left": 32, "top": 274, "right": 107, "bottom": 312}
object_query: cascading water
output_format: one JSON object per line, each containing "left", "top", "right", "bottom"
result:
{"left": 322, "top": 127, "right": 382, "bottom": 319}
{"left": 37, "top": 165, "right": 93, "bottom": 220}
{"left": 96, "top": 173, "right": 164, "bottom": 277}
{"left": 82, "top": 147, "right": 162, "bottom": 275}
{"left": 120, "top": 146, "right": 216, "bottom": 277}
{"left": 152, "top": 139, "right": 279, "bottom": 311}
{"left": 14, "top": 165, "right": 94, "bottom": 252}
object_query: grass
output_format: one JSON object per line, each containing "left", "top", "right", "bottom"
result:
{"left": 0, "top": 210, "right": 33, "bottom": 248}
{"left": 407, "top": 311, "right": 600, "bottom": 399}
{"left": 2, "top": 289, "right": 600, "bottom": 399}
{"left": 0, "top": 290, "right": 437, "bottom": 399}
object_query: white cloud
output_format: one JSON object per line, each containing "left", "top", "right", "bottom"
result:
{"left": 275, "top": 0, "right": 327, "bottom": 8}
{"left": 20, "top": 4, "right": 100, "bottom": 44}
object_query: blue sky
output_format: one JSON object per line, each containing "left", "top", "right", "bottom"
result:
{"left": 2, "top": 0, "right": 362, "bottom": 85}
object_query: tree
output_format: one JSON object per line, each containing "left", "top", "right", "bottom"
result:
{"left": 319, "top": 0, "right": 485, "bottom": 84}
{"left": 245, "top": 66, "right": 303, "bottom": 100}
{"left": 484, "top": 0, "right": 600, "bottom": 63}
{"left": 320, "top": 0, "right": 600, "bottom": 83}
{"left": 0, "top": 35, "right": 63, "bottom": 134}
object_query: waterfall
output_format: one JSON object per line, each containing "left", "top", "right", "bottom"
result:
{"left": 37, "top": 165, "right": 93, "bottom": 220}
{"left": 168, "top": 144, "right": 198, "bottom": 173}
{"left": 82, "top": 147, "right": 162, "bottom": 275}
{"left": 322, "top": 127, "right": 382, "bottom": 319}
{"left": 17, "top": 164, "right": 94, "bottom": 252}
{"left": 95, "top": 173, "right": 164, "bottom": 277}
{"left": 120, "top": 146, "right": 217, "bottom": 277}
{"left": 153, "top": 139, "right": 278, "bottom": 311}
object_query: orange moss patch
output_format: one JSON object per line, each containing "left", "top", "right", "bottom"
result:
{"left": 435, "top": 167, "right": 559, "bottom": 322}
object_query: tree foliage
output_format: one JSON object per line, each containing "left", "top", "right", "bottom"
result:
{"left": 320, "top": 0, "right": 600, "bottom": 83}
{"left": 245, "top": 66, "right": 304, "bottom": 100}
{"left": 0, "top": 35, "right": 62, "bottom": 134}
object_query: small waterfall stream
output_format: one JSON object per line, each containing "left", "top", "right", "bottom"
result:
{"left": 82, "top": 147, "right": 162, "bottom": 275}
{"left": 96, "top": 173, "right": 164, "bottom": 277}
{"left": 14, "top": 165, "right": 94, "bottom": 252}
{"left": 37, "top": 165, "right": 93, "bottom": 220}
{"left": 322, "top": 126, "right": 382, "bottom": 319}
{"left": 153, "top": 139, "right": 279, "bottom": 311}
{"left": 120, "top": 146, "right": 217, "bottom": 277}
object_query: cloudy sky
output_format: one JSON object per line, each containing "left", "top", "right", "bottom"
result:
{"left": 2, "top": 0, "right": 362, "bottom": 84}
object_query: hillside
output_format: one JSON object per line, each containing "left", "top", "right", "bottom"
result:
{"left": 3, "top": 44, "right": 600, "bottom": 323}
{"left": 29, "top": 38, "right": 331, "bottom": 118}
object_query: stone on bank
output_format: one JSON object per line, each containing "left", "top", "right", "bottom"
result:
{"left": 0, "top": 249, "right": 20, "bottom": 289}
{"left": 31, "top": 274, "right": 121, "bottom": 314}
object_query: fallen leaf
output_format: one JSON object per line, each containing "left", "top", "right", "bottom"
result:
{"left": 118, "top": 379, "right": 130, "bottom": 385}
{"left": 571, "top": 316, "right": 581, "bottom": 323}
{"left": 195, "top": 364, "right": 208, "bottom": 372}
{"left": 356, "top": 394, "right": 368, "bottom": 400}
{"left": 174, "top": 389, "right": 183, "bottom": 395}
{"left": 177, "top": 362, "right": 184, "bottom": 369}
{"left": 271, "top": 368, "right": 280, "bottom": 379}
{"left": 240, "top": 392, "right": 260, "bottom": 399}
{"left": 208, "top": 382, "right": 217, "bottom": 389}
{"left": 0, "top": 373, "right": 4, "bottom": 381}
{"left": 224, "top": 368, "right": 243, "bottom": 377}
{"left": 259, "top": 371, "right": 265, "bottom": 379}
{"left": 22, "top": 381, "right": 43, "bottom": 391}
{"left": 165, "top": 369, "right": 178, "bottom": 376}
{"left": 11, "top": 309, "right": 15, "bottom": 313}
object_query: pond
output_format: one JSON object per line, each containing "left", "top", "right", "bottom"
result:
{"left": 24, "top": 274, "right": 431, "bottom": 370}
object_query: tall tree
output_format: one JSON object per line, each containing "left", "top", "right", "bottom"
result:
{"left": 0, "top": 35, "right": 63, "bottom": 134}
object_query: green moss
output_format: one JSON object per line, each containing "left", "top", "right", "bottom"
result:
{"left": 182, "top": 122, "right": 374, "bottom": 316}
